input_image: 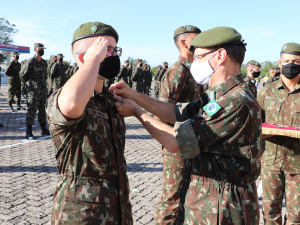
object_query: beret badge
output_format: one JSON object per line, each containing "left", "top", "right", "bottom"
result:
{"left": 187, "top": 26, "right": 191, "bottom": 31}
{"left": 90, "top": 24, "right": 98, "bottom": 34}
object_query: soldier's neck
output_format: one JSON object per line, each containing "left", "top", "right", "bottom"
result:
{"left": 95, "top": 79, "right": 104, "bottom": 93}
{"left": 281, "top": 75, "right": 300, "bottom": 92}
{"left": 180, "top": 51, "right": 194, "bottom": 63}
{"left": 35, "top": 54, "right": 42, "bottom": 61}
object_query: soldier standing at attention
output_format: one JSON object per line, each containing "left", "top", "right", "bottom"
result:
{"left": 154, "top": 25, "right": 201, "bottom": 225}
{"left": 46, "top": 21, "right": 132, "bottom": 225}
{"left": 265, "top": 66, "right": 280, "bottom": 85}
{"left": 154, "top": 65, "right": 162, "bottom": 98}
{"left": 244, "top": 60, "right": 261, "bottom": 98}
{"left": 127, "top": 63, "right": 133, "bottom": 87}
{"left": 20, "top": 43, "right": 50, "bottom": 139}
{"left": 47, "top": 56, "right": 57, "bottom": 95}
{"left": 142, "top": 64, "right": 148, "bottom": 94}
{"left": 49, "top": 53, "right": 67, "bottom": 96}
{"left": 117, "top": 60, "right": 129, "bottom": 83}
{"left": 131, "top": 59, "right": 143, "bottom": 93}
{"left": 258, "top": 42, "right": 300, "bottom": 225}
{"left": 146, "top": 65, "right": 152, "bottom": 95}
{"left": 5, "top": 52, "right": 24, "bottom": 111}
{"left": 111, "top": 26, "right": 261, "bottom": 225}
{"left": 155, "top": 62, "right": 168, "bottom": 98}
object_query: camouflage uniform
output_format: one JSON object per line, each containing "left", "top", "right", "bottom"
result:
{"left": 264, "top": 76, "right": 279, "bottom": 86}
{"left": 46, "top": 87, "right": 133, "bottom": 225}
{"left": 257, "top": 77, "right": 300, "bottom": 225}
{"left": 20, "top": 55, "right": 48, "bottom": 126}
{"left": 155, "top": 56, "right": 202, "bottom": 225}
{"left": 49, "top": 63, "right": 67, "bottom": 95}
{"left": 145, "top": 69, "right": 152, "bottom": 94}
{"left": 47, "top": 61, "right": 56, "bottom": 93}
{"left": 142, "top": 68, "right": 147, "bottom": 94}
{"left": 117, "top": 66, "right": 128, "bottom": 84}
{"left": 5, "top": 61, "right": 21, "bottom": 104}
{"left": 131, "top": 66, "right": 143, "bottom": 93}
{"left": 127, "top": 67, "right": 132, "bottom": 87}
{"left": 175, "top": 74, "right": 261, "bottom": 225}
{"left": 244, "top": 76, "right": 257, "bottom": 98}
{"left": 155, "top": 68, "right": 166, "bottom": 98}
{"left": 103, "top": 78, "right": 114, "bottom": 89}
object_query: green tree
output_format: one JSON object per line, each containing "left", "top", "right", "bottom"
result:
{"left": 0, "top": 18, "right": 19, "bottom": 62}
{"left": 240, "top": 64, "right": 246, "bottom": 77}
{"left": 125, "top": 56, "right": 148, "bottom": 69}
{"left": 260, "top": 61, "right": 279, "bottom": 78}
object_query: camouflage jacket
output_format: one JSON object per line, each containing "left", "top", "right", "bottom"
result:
{"left": 146, "top": 70, "right": 152, "bottom": 86}
{"left": 244, "top": 76, "right": 257, "bottom": 98}
{"left": 175, "top": 74, "right": 261, "bottom": 224}
{"left": 257, "top": 77, "right": 300, "bottom": 174}
{"left": 117, "top": 66, "right": 128, "bottom": 82}
{"left": 159, "top": 56, "right": 202, "bottom": 105}
{"left": 154, "top": 70, "right": 160, "bottom": 81}
{"left": 265, "top": 76, "right": 279, "bottom": 86}
{"left": 127, "top": 68, "right": 132, "bottom": 81}
{"left": 157, "top": 68, "right": 167, "bottom": 82}
{"left": 20, "top": 55, "right": 47, "bottom": 92}
{"left": 46, "top": 87, "right": 132, "bottom": 224}
{"left": 5, "top": 61, "right": 21, "bottom": 84}
{"left": 50, "top": 63, "right": 67, "bottom": 92}
{"left": 131, "top": 67, "right": 143, "bottom": 91}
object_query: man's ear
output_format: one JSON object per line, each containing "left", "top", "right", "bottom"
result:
{"left": 78, "top": 52, "right": 85, "bottom": 63}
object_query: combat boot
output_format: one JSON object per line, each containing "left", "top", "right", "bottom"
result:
{"left": 40, "top": 123, "right": 50, "bottom": 136}
{"left": 25, "top": 125, "right": 33, "bottom": 140}
{"left": 8, "top": 101, "right": 14, "bottom": 112}
{"left": 17, "top": 101, "right": 25, "bottom": 110}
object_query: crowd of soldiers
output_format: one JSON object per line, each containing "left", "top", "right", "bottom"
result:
{"left": 2, "top": 45, "right": 78, "bottom": 139}
{"left": 1, "top": 20, "right": 300, "bottom": 225}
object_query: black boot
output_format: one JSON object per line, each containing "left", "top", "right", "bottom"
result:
{"left": 25, "top": 125, "right": 34, "bottom": 139}
{"left": 40, "top": 123, "right": 50, "bottom": 136}
{"left": 17, "top": 101, "right": 25, "bottom": 110}
{"left": 8, "top": 101, "right": 14, "bottom": 112}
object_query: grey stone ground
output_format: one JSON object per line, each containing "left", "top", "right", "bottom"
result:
{"left": 0, "top": 84, "right": 285, "bottom": 224}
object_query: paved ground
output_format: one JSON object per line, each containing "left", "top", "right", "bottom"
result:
{"left": 0, "top": 84, "right": 285, "bottom": 224}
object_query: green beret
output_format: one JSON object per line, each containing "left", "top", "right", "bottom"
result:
{"left": 281, "top": 42, "right": 300, "bottom": 56}
{"left": 12, "top": 52, "right": 19, "bottom": 56}
{"left": 163, "top": 62, "right": 168, "bottom": 65}
{"left": 174, "top": 25, "right": 201, "bottom": 39}
{"left": 34, "top": 43, "right": 46, "bottom": 49}
{"left": 190, "top": 26, "right": 245, "bottom": 51}
{"left": 137, "top": 59, "right": 143, "bottom": 63}
{"left": 57, "top": 53, "right": 64, "bottom": 57}
{"left": 124, "top": 60, "right": 129, "bottom": 63}
{"left": 52, "top": 55, "right": 57, "bottom": 59}
{"left": 247, "top": 60, "right": 261, "bottom": 68}
{"left": 270, "top": 66, "right": 279, "bottom": 70}
{"left": 72, "top": 22, "right": 119, "bottom": 45}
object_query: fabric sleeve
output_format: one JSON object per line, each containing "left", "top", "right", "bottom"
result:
{"left": 257, "top": 87, "right": 266, "bottom": 123}
{"left": 46, "top": 88, "right": 85, "bottom": 127}
{"left": 158, "top": 69, "right": 185, "bottom": 105}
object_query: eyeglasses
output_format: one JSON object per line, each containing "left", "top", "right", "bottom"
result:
{"left": 76, "top": 46, "right": 122, "bottom": 57}
{"left": 193, "top": 50, "right": 216, "bottom": 60}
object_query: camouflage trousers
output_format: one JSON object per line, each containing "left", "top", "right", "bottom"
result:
{"left": 262, "top": 162, "right": 300, "bottom": 224}
{"left": 7, "top": 84, "right": 21, "bottom": 103}
{"left": 52, "top": 176, "right": 129, "bottom": 225}
{"left": 155, "top": 82, "right": 160, "bottom": 98}
{"left": 154, "top": 149, "right": 186, "bottom": 225}
{"left": 132, "top": 82, "right": 143, "bottom": 93}
{"left": 26, "top": 89, "right": 47, "bottom": 125}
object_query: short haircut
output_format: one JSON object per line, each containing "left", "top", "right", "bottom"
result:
{"left": 174, "top": 33, "right": 190, "bottom": 50}
{"left": 209, "top": 44, "right": 245, "bottom": 66}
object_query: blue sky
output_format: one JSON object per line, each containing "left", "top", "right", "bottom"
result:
{"left": 2, "top": 0, "right": 299, "bottom": 67}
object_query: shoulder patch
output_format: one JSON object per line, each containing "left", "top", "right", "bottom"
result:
{"left": 203, "top": 100, "right": 222, "bottom": 117}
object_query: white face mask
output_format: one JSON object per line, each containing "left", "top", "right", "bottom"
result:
{"left": 190, "top": 51, "right": 220, "bottom": 85}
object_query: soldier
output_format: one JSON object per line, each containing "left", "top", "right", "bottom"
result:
{"left": 265, "top": 66, "right": 280, "bottom": 85}
{"left": 5, "top": 52, "right": 24, "bottom": 111}
{"left": 71, "top": 62, "right": 79, "bottom": 76}
{"left": 258, "top": 42, "right": 300, "bottom": 225}
{"left": 127, "top": 63, "right": 133, "bottom": 87}
{"left": 49, "top": 53, "right": 67, "bottom": 96}
{"left": 20, "top": 60, "right": 28, "bottom": 98}
{"left": 46, "top": 21, "right": 132, "bottom": 224}
{"left": 155, "top": 62, "right": 168, "bottom": 98}
{"left": 142, "top": 64, "right": 148, "bottom": 94}
{"left": 20, "top": 43, "right": 50, "bottom": 139}
{"left": 154, "top": 25, "right": 202, "bottom": 225}
{"left": 145, "top": 65, "right": 152, "bottom": 95}
{"left": 117, "top": 60, "right": 129, "bottom": 83}
{"left": 47, "top": 56, "right": 57, "bottom": 95}
{"left": 244, "top": 60, "right": 261, "bottom": 98}
{"left": 111, "top": 26, "right": 261, "bottom": 224}
{"left": 131, "top": 59, "right": 143, "bottom": 93}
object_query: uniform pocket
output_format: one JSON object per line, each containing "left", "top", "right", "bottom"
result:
{"left": 265, "top": 99, "right": 282, "bottom": 124}
{"left": 74, "top": 185, "right": 111, "bottom": 204}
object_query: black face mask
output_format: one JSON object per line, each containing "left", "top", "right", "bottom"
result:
{"left": 16, "top": 55, "right": 19, "bottom": 60}
{"left": 99, "top": 56, "right": 120, "bottom": 79}
{"left": 58, "top": 58, "right": 63, "bottom": 63}
{"left": 282, "top": 63, "right": 300, "bottom": 79}
{"left": 274, "top": 72, "right": 280, "bottom": 77}
{"left": 37, "top": 50, "right": 44, "bottom": 56}
{"left": 165, "top": 65, "right": 168, "bottom": 69}
{"left": 54, "top": 59, "right": 57, "bottom": 63}
{"left": 251, "top": 71, "right": 260, "bottom": 78}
